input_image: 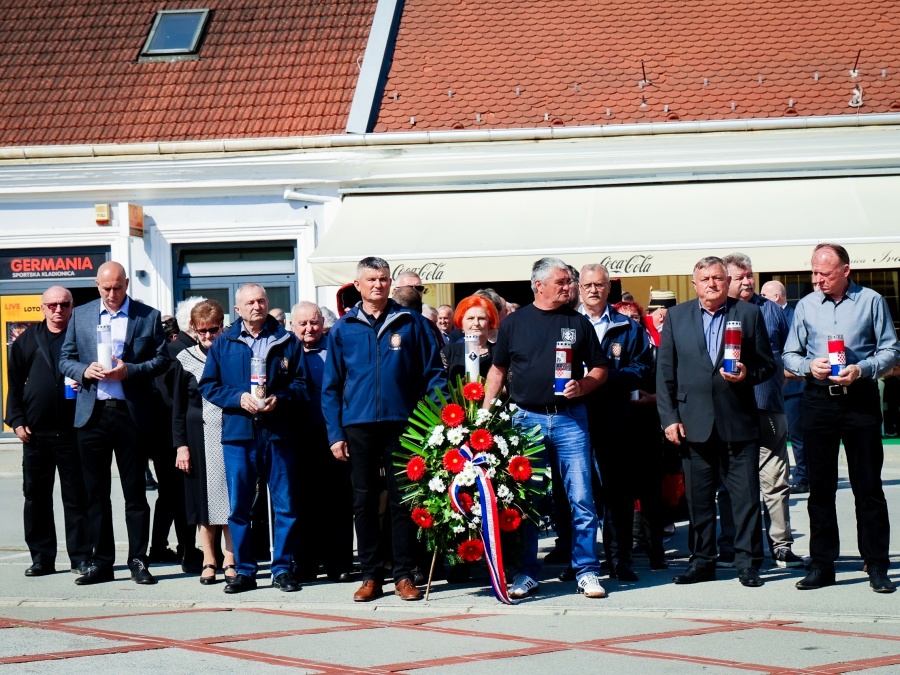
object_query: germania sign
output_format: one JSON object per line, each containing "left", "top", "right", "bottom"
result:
{"left": 1, "top": 253, "right": 107, "bottom": 280}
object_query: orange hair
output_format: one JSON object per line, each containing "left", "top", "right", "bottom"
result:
{"left": 453, "top": 295, "right": 500, "bottom": 330}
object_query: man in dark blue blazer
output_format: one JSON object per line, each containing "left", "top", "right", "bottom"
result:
{"left": 656, "top": 256, "right": 775, "bottom": 588}
{"left": 60, "top": 261, "right": 169, "bottom": 585}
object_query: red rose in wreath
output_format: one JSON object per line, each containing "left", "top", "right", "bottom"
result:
{"left": 498, "top": 508, "right": 522, "bottom": 532}
{"left": 441, "top": 403, "right": 465, "bottom": 427}
{"left": 442, "top": 448, "right": 465, "bottom": 474}
{"left": 406, "top": 456, "right": 426, "bottom": 481}
{"left": 508, "top": 455, "right": 532, "bottom": 481}
{"left": 411, "top": 507, "right": 434, "bottom": 529}
{"left": 469, "top": 429, "right": 494, "bottom": 451}
{"left": 457, "top": 538, "right": 485, "bottom": 562}
{"left": 462, "top": 382, "right": 485, "bottom": 402}
{"left": 452, "top": 492, "right": 475, "bottom": 513}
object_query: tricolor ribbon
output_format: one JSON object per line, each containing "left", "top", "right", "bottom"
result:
{"left": 449, "top": 444, "right": 516, "bottom": 605}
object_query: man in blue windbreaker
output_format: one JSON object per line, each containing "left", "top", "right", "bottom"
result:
{"left": 199, "top": 284, "right": 308, "bottom": 594}
{"left": 322, "top": 257, "right": 448, "bottom": 603}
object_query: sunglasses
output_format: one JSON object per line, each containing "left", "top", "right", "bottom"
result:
{"left": 43, "top": 302, "right": 72, "bottom": 310}
{"left": 397, "top": 285, "right": 427, "bottom": 294}
{"left": 195, "top": 326, "right": 221, "bottom": 335}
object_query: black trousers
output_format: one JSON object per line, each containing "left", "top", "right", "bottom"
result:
{"left": 682, "top": 426, "right": 762, "bottom": 570}
{"left": 23, "top": 433, "right": 92, "bottom": 567}
{"left": 344, "top": 422, "right": 415, "bottom": 583}
{"left": 803, "top": 383, "right": 890, "bottom": 571}
{"left": 294, "top": 426, "right": 354, "bottom": 577}
{"left": 149, "top": 444, "right": 192, "bottom": 555}
{"left": 77, "top": 402, "right": 150, "bottom": 570}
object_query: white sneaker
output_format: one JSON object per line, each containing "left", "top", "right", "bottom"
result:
{"left": 508, "top": 574, "right": 539, "bottom": 599}
{"left": 577, "top": 573, "right": 607, "bottom": 598}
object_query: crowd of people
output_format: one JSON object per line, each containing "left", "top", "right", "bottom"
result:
{"left": 5, "top": 243, "right": 900, "bottom": 600}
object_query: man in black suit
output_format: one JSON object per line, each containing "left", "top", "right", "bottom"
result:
{"left": 435, "top": 305, "right": 463, "bottom": 345}
{"left": 656, "top": 256, "right": 775, "bottom": 587}
{"left": 60, "top": 261, "right": 169, "bottom": 586}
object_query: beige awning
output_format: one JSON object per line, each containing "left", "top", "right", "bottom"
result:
{"left": 309, "top": 176, "right": 900, "bottom": 286}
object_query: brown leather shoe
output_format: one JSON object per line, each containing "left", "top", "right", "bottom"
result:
{"left": 394, "top": 577, "right": 422, "bottom": 601}
{"left": 353, "top": 579, "right": 383, "bottom": 602}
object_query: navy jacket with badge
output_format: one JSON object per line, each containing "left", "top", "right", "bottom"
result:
{"left": 587, "top": 306, "right": 653, "bottom": 411}
{"left": 322, "top": 299, "right": 449, "bottom": 446}
{"left": 199, "top": 316, "right": 308, "bottom": 442}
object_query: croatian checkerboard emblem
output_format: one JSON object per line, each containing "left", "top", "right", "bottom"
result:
{"left": 390, "top": 333, "right": 402, "bottom": 350}
{"left": 612, "top": 342, "right": 622, "bottom": 358}
{"left": 561, "top": 328, "right": 576, "bottom": 342}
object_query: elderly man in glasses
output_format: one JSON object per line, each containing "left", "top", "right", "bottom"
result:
{"left": 391, "top": 270, "right": 427, "bottom": 299}
{"left": 5, "top": 286, "right": 92, "bottom": 578}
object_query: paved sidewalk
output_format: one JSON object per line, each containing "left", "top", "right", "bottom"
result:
{"left": 0, "top": 440, "right": 898, "bottom": 673}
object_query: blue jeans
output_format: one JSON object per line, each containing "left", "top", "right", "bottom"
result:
{"left": 514, "top": 405, "right": 600, "bottom": 581}
{"left": 222, "top": 428, "right": 298, "bottom": 578}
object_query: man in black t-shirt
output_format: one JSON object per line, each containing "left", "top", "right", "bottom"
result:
{"left": 484, "top": 257, "right": 609, "bottom": 599}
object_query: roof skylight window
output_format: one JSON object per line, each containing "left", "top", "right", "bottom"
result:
{"left": 141, "top": 9, "right": 210, "bottom": 56}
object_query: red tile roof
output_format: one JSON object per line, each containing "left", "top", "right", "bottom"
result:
{"left": 0, "top": 0, "right": 377, "bottom": 146}
{"left": 375, "top": 0, "right": 900, "bottom": 131}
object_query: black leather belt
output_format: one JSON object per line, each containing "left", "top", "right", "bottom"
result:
{"left": 806, "top": 382, "right": 874, "bottom": 398}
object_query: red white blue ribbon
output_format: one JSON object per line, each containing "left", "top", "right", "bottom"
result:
{"left": 449, "top": 444, "right": 516, "bottom": 605}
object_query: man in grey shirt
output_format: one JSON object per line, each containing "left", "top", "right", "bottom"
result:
{"left": 783, "top": 243, "right": 900, "bottom": 594}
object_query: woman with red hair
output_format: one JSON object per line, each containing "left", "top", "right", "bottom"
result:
{"left": 440, "top": 295, "right": 500, "bottom": 383}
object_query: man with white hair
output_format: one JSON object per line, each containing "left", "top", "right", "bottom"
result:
{"left": 289, "top": 301, "right": 352, "bottom": 583}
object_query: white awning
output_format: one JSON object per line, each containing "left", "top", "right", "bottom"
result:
{"left": 309, "top": 176, "right": 900, "bottom": 286}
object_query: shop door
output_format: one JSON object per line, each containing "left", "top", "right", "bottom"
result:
{"left": 172, "top": 243, "right": 297, "bottom": 328}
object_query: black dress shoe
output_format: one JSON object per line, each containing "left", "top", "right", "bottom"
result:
{"left": 327, "top": 571, "right": 353, "bottom": 583}
{"left": 869, "top": 569, "right": 896, "bottom": 594}
{"left": 224, "top": 574, "right": 257, "bottom": 594}
{"left": 543, "top": 546, "right": 570, "bottom": 564}
{"left": 130, "top": 558, "right": 157, "bottom": 585}
{"left": 616, "top": 561, "right": 639, "bottom": 582}
{"left": 795, "top": 567, "right": 835, "bottom": 590}
{"left": 75, "top": 565, "right": 115, "bottom": 585}
{"left": 790, "top": 482, "right": 810, "bottom": 494}
{"left": 71, "top": 561, "right": 91, "bottom": 575}
{"left": 272, "top": 572, "right": 302, "bottom": 592}
{"left": 24, "top": 562, "right": 55, "bottom": 577}
{"left": 147, "top": 547, "right": 179, "bottom": 564}
{"left": 558, "top": 564, "right": 576, "bottom": 581}
{"left": 673, "top": 565, "right": 715, "bottom": 584}
{"left": 738, "top": 568, "right": 763, "bottom": 587}
{"left": 649, "top": 557, "right": 669, "bottom": 570}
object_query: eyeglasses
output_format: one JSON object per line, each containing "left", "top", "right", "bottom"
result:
{"left": 397, "top": 285, "right": 427, "bottom": 294}
{"left": 195, "top": 326, "right": 221, "bottom": 335}
{"left": 43, "top": 302, "right": 72, "bottom": 310}
{"left": 580, "top": 282, "right": 609, "bottom": 291}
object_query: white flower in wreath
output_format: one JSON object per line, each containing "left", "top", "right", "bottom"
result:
{"left": 475, "top": 408, "right": 492, "bottom": 426}
{"left": 446, "top": 427, "right": 465, "bottom": 445}
{"left": 468, "top": 520, "right": 478, "bottom": 530}
{"left": 472, "top": 516, "right": 481, "bottom": 526}
{"left": 508, "top": 403, "right": 518, "bottom": 411}
{"left": 456, "top": 464, "right": 477, "bottom": 487}
{"left": 496, "top": 484, "right": 510, "bottom": 500}
{"left": 485, "top": 466, "right": 496, "bottom": 479}
{"left": 428, "top": 425, "right": 446, "bottom": 447}
{"left": 485, "top": 453, "right": 500, "bottom": 466}
{"left": 471, "top": 501, "right": 482, "bottom": 517}
{"left": 428, "top": 476, "right": 446, "bottom": 493}
{"left": 499, "top": 411, "right": 510, "bottom": 421}
{"left": 450, "top": 511, "right": 464, "bottom": 521}
{"left": 509, "top": 436, "right": 520, "bottom": 447}
{"left": 453, "top": 525, "right": 466, "bottom": 534}
{"left": 494, "top": 436, "right": 508, "bottom": 455}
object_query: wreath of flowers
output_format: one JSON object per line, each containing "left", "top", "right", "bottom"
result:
{"left": 395, "top": 377, "right": 546, "bottom": 566}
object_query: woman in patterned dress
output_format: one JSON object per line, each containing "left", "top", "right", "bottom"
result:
{"left": 172, "top": 300, "right": 235, "bottom": 584}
